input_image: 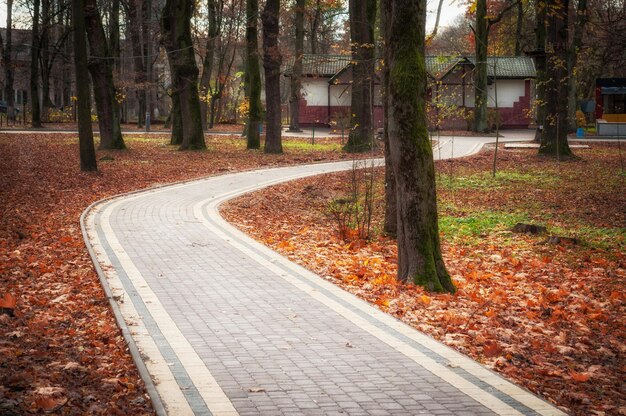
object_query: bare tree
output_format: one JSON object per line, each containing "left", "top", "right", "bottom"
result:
{"left": 345, "top": 0, "right": 376, "bottom": 152}
{"left": 199, "top": 0, "right": 221, "bottom": 130}
{"left": 472, "top": 0, "right": 519, "bottom": 133}
{"left": 262, "top": 0, "right": 282, "bottom": 153}
{"left": 72, "top": 0, "right": 97, "bottom": 171}
{"left": 31, "top": 0, "right": 42, "bottom": 127}
{"left": 84, "top": 0, "right": 125, "bottom": 149}
{"left": 0, "top": 0, "right": 16, "bottom": 121}
{"left": 245, "top": 0, "right": 262, "bottom": 149}
{"left": 287, "top": 0, "right": 304, "bottom": 132}
{"left": 539, "top": 0, "right": 573, "bottom": 157}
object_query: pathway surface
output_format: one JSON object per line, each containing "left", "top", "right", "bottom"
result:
{"left": 82, "top": 133, "right": 566, "bottom": 416}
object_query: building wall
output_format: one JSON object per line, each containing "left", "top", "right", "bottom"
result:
{"left": 298, "top": 76, "right": 532, "bottom": 129}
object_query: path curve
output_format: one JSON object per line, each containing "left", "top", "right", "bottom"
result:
{"left": 82, "top": 135, "right": 565, "bottom": 416}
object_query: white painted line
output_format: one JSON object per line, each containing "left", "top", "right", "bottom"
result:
{"left": 85, "top": 207, "right": 194, "bottom": 416}
{"left": 96, "top": 199, "right": 239, "bottom": 416}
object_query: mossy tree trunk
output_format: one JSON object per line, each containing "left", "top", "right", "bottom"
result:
{"left": 381, "top": 0, "right": 396, "bottom": 237}
{"left": 288, "top": 0, "right": 304, "bottom": 133}
{"left": 539, "top": 0, "right": 573, "bottom": 157}
{"left": 161, "top": 0, "right": 206, "bottom": 150}
{"left": 85, "top": 0, "right": 125, "bottom": 150}
{"left": 385, "top": 0, "right": 455, "bottom": 293}
{"left": 72, "top": 0, "right": 97, "bottom": 171}
{"left": 262, "top": 0, "right": 282, "bottom": 154}
{"left": 345, "top": 0, "right": 376, "bottom": 152}
{"left": 245, "top": 0, "right": 262, "bottom": 149}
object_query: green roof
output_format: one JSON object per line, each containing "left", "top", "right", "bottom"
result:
{"left": 285, "top": 54, "right": 535, "bottom": 79}
{"left": 283, "top": 54, "right": 352, "bottom": 77}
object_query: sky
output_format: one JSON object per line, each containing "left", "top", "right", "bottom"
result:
{"left": 426, "top": 0, "right": 466, "bottom": 31}
{"left": 0, "top": 0, "right": 466, "bottom": 37}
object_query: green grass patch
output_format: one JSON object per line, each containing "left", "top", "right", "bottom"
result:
{"left": 281, "top": 140, "right": 342, "bottom": 152}
{"left": 437, "top": 170, "right": 557, "bottom": 190}
{"left": 548, "top": 224, "right": 625, "bottom": 251}
{"left": 439, "top": 209, "right": 530, "bottom": 241}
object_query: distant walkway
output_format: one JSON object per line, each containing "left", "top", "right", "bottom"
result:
{"left": 82, "top": 135, "right": 566, "bottom": 415}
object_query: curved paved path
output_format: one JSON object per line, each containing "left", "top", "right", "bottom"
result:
{"left": 83, "top": 135, "right": 565, "bottom": 416}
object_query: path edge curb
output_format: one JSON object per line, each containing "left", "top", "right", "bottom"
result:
{"left": 80, "top": 199, "right": 168, "bottom": 416}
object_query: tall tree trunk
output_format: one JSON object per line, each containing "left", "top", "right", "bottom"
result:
{"left": 40, "top": 0, "right": 51, "bottom": 119}
{"left": 126, "top": 0, "right": 145, "bottom": 128}
{"left": 199, "top": 0, "right": 219, "bottom": 130}
{"left": 0, "top": 0, "right": 15, "bottom": 121}
{"left": 385, "top": 0, "right": 454, "bottom": 293}
{"left": 288, "top": 0, "right": 304, "bottom": 132}
{"left": 345, "top": 0, "right": 376, "bottom": 152}
{"left": 84, "top": 0, "right": 125, "bottom": 149}
{"left": 514, "top": 0, "right": 523, "bottom": 56}
{"left": 110, "top": 0, "right": 122, "bottom": 122}
{"left": 262, "top": 0, "right": 282, "bottom": 153}
{"left": 539, "top": 0, "right": 573, "bottom": 157}
{"left": 566, "top": 0, "right": 588, "bottom": 132}
{"left": 72, "top": 0, "right": 97, "bottom": 171}
{"left": 245, "top": 0, "right": 262, "bottom": 149}
{"left": 142, "top": 0, "right": 153, "bottom": 124}
{"left": 473, "top": 0, "right": 489, "bottom": 133}
{"left": 381, "top": 0, "right": 396, "bottom": 237}
{"left": 533, "top": 0, "right": 547, "bottom": 143}
{"left": 161, "top": 0, "right": 205, "bottom": 150}
{"left": 110, "top": 0, "right": 121, "bottom": 76}
{"left": 310, "top": 0, "right": 321, "bottom": 54}
{"left": 31, "top": 0, "right": 42, "bottom": 127}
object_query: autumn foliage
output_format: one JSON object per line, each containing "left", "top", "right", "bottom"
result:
{"left": 222, "top": 145, "right": 626, "bottom": 415}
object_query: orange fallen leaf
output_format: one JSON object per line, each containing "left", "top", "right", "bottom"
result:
{"left": 483, "top": 342, "right": 503, "bottom": 357}
{"left": 420, "top": 294, "right": 432, "bottom": 306}
{"left": 0, "top": 293, "right": 16, "bottom": 309}
{"left": 569, "top": 371, "right": 590, "bottom": 382}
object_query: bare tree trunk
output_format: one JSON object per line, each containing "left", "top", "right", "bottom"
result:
{"left": 40, "top": 0, "right": 52, "bottom": 120}
{"left": 72, "top": 0, "right": 97, "bottom": 171}
{"left": 385, "top": 0, "right": 454, "bottom": 293}
{"left": 199, "top": 0, "right": 220, "bottom": 130}
{"left": 85, "top": 0, "right": 125, "bottom": 149}
{"left": 345, "top": 0, "right": 376, "bottom": 152}
{"left": 245, "top": 0, "right": 262, "bottom": 149}
{"left": 262, "top": 0, "right": 282, "bottom": 153}
{"left": 567, "top": 0, "right": 588, "bottom": 132}
{"left": 0, "top": 0, "right": 15, "bottom": 121}
{"left": 125, "top": 0, "right": 145, "bottom": 128}
{"left": 539, "top": 0, "right": 573, "bottom": 157}
{"left": 31, "top": 0, "right": 42, "bottom": 127}
{"left": 381, "top": 0, "right": 396, "bottom": 237}
{"left": 310, "top": 0, "right": 321, "bottom": 54}
{"left": 161, "top": 0, "right": 205, "bottom": 150}
{"left": 473, "top": 0, "right": 489, "bottom": 133}
{"left": 533, "top": 0, "right": 547, "bottom": 143}
{"left": 288, "top": 0, "right": 304, "bottom": 132}
{"left": 514, "top": 0, "right": 523, "bottom": 56}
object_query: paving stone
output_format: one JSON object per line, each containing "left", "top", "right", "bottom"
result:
{"left": 88, "top": 153, "right": 566, "bottom": 416}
